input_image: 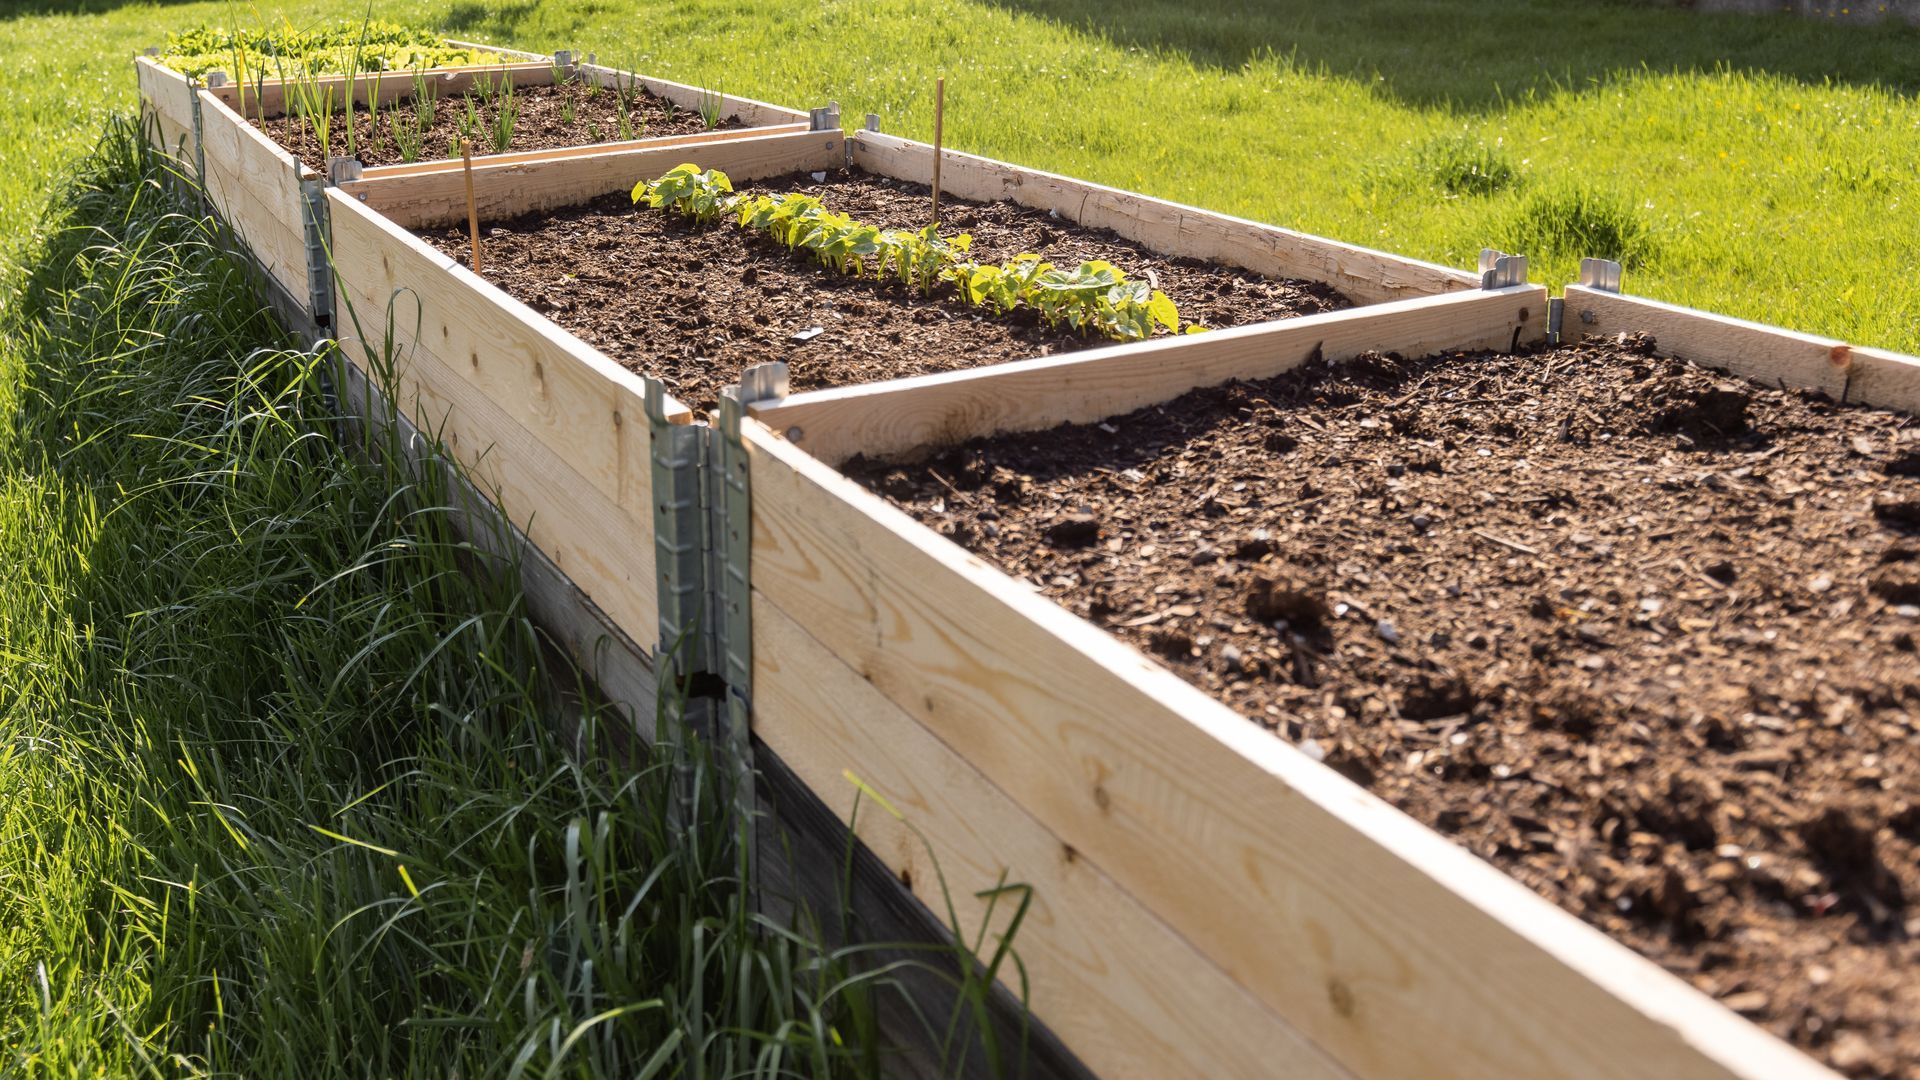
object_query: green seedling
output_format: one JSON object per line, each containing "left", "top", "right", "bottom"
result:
{"left": 633, "top": 163, "right": 736, "bottom": 225}
{"left": 698, "top": 87, "right": 724, "bottom": 130}
{"left": 389, "top": 99, "right": 422, "bottom": 161}
{"left": 489, "top": 76, "right": 519, "bottom": 154}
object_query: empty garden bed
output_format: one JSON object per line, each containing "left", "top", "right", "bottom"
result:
{"left": 843, "top": 332, "right": 1920, "bottom": 1078}
{"left": 417, "top": 170, "right": 1351, "bottom": 411}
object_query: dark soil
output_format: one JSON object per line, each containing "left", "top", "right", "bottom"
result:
{"left": 417, "top": 170, "right": 1351, "bottom": 412}
{"left": 257, "top": 78, "right": 741, "bottom": 169}
{"left": 845, "top": 333, "right": 1920, "bottom": 1079}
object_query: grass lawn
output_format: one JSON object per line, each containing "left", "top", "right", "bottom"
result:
{"left": 2, "top": 0, "right": 1917, "bottom": 350}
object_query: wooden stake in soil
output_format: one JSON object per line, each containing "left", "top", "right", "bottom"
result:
{"left": 461, "top": 139, "right": 481, "bottom": 273}
{"left": 931, "top": 77, "right": 945, "bottom": 224}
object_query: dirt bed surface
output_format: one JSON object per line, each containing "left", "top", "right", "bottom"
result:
{"left": 256, "top": 79, "right": 739, "bottom": 169}
{"left": 845, "top": 334, "right": 1920, "bottom": 1078}
{"left": 418, "top": 170, "right": 1350, "bottom": 412}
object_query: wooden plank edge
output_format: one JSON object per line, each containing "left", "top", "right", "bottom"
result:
{"left": 753, "top": 593, "right": 1353, "bottom": 1079}
{"left": 324, "top": 189, "right": 695, "bottom": 427}
{"left": 442, "top": 37, "right": 550, "bottom": 62}
{"left": 849, "top": 128, "right": 1481, "bottom": 302}
{"left": 740, "top": 418, "right": 1837, "bottom": 1080}
{"left": 752, "top": 285, "right": 1547, "bottom": 466}
{"left": 578, "top": 62, "right": 812, "bottom": 126}
{"left": 358, "top": 121, "right": 813, "bottom": 180}
{"left": 339, "top": 127, "right": 846, "bottom": 229}
{"left": 1565, "top": 284, "right": 1920, "bottom": 415}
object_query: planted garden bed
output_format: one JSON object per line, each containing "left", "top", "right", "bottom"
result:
{"left": 418, "top": 170, "right": 1351, "bottom": 411}
{"left": 258, "top": 74, "right": 744, "bottom": 170}
{"left": 841, "top": 332, "right": 1920, "bottom": 1078}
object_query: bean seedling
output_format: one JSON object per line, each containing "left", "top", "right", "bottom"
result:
{"left": 637, "top": 164, "right": 1197, "bottom": 340}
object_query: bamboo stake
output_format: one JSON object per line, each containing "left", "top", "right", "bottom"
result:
{"left": 931, "top": 76, "right": 945, "bottom": 224}
{"left": 461, "top": 139, "right": 481, "bottom": 273}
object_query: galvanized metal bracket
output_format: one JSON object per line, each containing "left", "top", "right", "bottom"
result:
{"left": 1479, "top": 248, "right": 1529, "bottom": 290}
{"left": 299, "top": 177, "right": 335, "bottom": 328}
{"left": 1547, "top": 297, "right": 1566, "bottom": 346}
{"left": 646, "top": 376, "right": 713, "bottom": 700}
{"left": 864, "top": 112, "right": 881, "bottom": 132}
{"left": 188, "top": 77, "right": 208, "bottom": 190}
{"left": 809, "top": 101, "right": 841, "bottom": 132}
{"left": 327, "top": 157, "right": 364, "bottom": 185}
{"left": 205, "top": 69, "right": 228, "bottom": 88}
{"left": 710, "top": 362, "right": 786, "bottom": 710}
{"left": 552, "top": 49, "right": 574, "bottom": 74}
{"left": 1578, "top": 257, "right": 1623, "bottom": 293}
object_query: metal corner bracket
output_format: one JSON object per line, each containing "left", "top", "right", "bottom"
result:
{"left": 1578, "top": 257, "right": 1623, "bottom": 294}
{"left": 1478, "top": 248, "right": 1529, "bottom": 290}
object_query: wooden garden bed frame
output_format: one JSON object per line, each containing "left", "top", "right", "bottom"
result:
{"left": 135, "top": 46, "right": 809, "bottom": 326}
{"left": 138, "top": 48, "right": 1920, "bottom": 1073}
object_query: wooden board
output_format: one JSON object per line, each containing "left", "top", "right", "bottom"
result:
{"left": 327, "top": 190, "right": 691, "bottom": 651}
{"left": 1565, "top": 284, "right": 1920, "bottom": 415}
{"left": 754, "top": 596, "right": 1353, "bottom": 1080}
{"left": 209, "top": 62, "right": 555, "bottom": 121}
{"left": 338, "top": 127, "right": 846, "bottom": 230}
{"left": 741, "top": 419, "right": 1834, "bottom": 1080}
{"left": 753, "top": 285, "right": 1545, "bottom": 465}
{"left": 576, "top": 62, "right": 810, "bottom": 130}
{"left": 136, "top": 56, "right": 199, "bottom": 168}
{"left": 195, "top": 89, "right": 313, "bottom": 312}
{"left": 851, "top": 130, "right": 1479, "bottom": 305}
{"left": 359, "top": 122, "right": 811, "bottom": 180}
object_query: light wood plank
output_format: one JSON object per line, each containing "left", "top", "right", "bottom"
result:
{"left": 136, "top": 57, "right": 199, "bottom": 166}
{"left": 742, "top": 419, "right": 1833, "bottom": 1080}
{"left": 327, "top": 190, "right": 688, "bottom": 510}
{"left": 851, "top": 130, "right": 1479, "bottom": 305}
{"left": 442, "top": 38, "right": 549, "bottom": 61}
{"left": 1565, "top": 284, "right": 1920, "bottom": 415}
{"left": 196, "top": 89, "right": 312, "bottom": 310}
{"left": 359, "top": 122, "right": 811, "bottom": 180}
{"left": 576, "top": 62, "right": 810, "bottom": 129}
{"left": 338, "top": 127, "right": 846, "bottom": 230}
{"left": 754, "top": 596, "right": 1352, "bottom": 1080}
{"left": 1848, "top": 345, "right": 1920, "bottom": 414}
{"left": 328, "top": 191, "right": 691, "bottom": 651}
{"left": 753, "top": 286, "right": 1545, "bottom": 465}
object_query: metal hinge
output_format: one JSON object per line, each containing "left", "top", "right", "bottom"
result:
{"left": 1479, "top": 248, "right": 1529, "bottom": 290}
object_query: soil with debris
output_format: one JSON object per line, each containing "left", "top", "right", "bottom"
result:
{"left": 417, "top": 170, "right": 1350, "bottom": 412}
{"left": 255, "top": 78, "right": 740, "bottom": 170}
{"left": 845, "top": 333, "right": 1920, "bottom": 1078}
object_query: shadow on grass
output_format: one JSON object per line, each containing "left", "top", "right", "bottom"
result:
{"left": 978, "top": 0, "right": 1920, "bottom": 110}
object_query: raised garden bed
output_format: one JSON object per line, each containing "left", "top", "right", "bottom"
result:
{"left": 739, "top": 272, "right": 1920, "bottom": 1079}
{"left": 135, "top": 50, "right": 807, "bottom": 321}
{"left": 840, "top": 332, "right": 1920, "bottom": 1078}
{"left": 417, "top": 170, "right": 1352, "bottom": 411}
{"left": 257, "top": 74, "right": 746, "bottom": 171}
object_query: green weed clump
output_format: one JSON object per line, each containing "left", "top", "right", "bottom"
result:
{"left": 1496, "top": 181, "right": 1659, "bottom": 269}
{"left": 0, "top": 120, "right": 1034, "bottom": 1077}
{"left": 1413, "top": 134, "right": 1520, "bottom": 197}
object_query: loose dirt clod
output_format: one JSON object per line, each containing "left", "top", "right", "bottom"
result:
{"left": 849, "top": 337, "right": 1920, "bottom": 1077}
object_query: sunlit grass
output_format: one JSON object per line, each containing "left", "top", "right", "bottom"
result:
{"left": 3, "top": 1, "right": 1917, "bottom": 350}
